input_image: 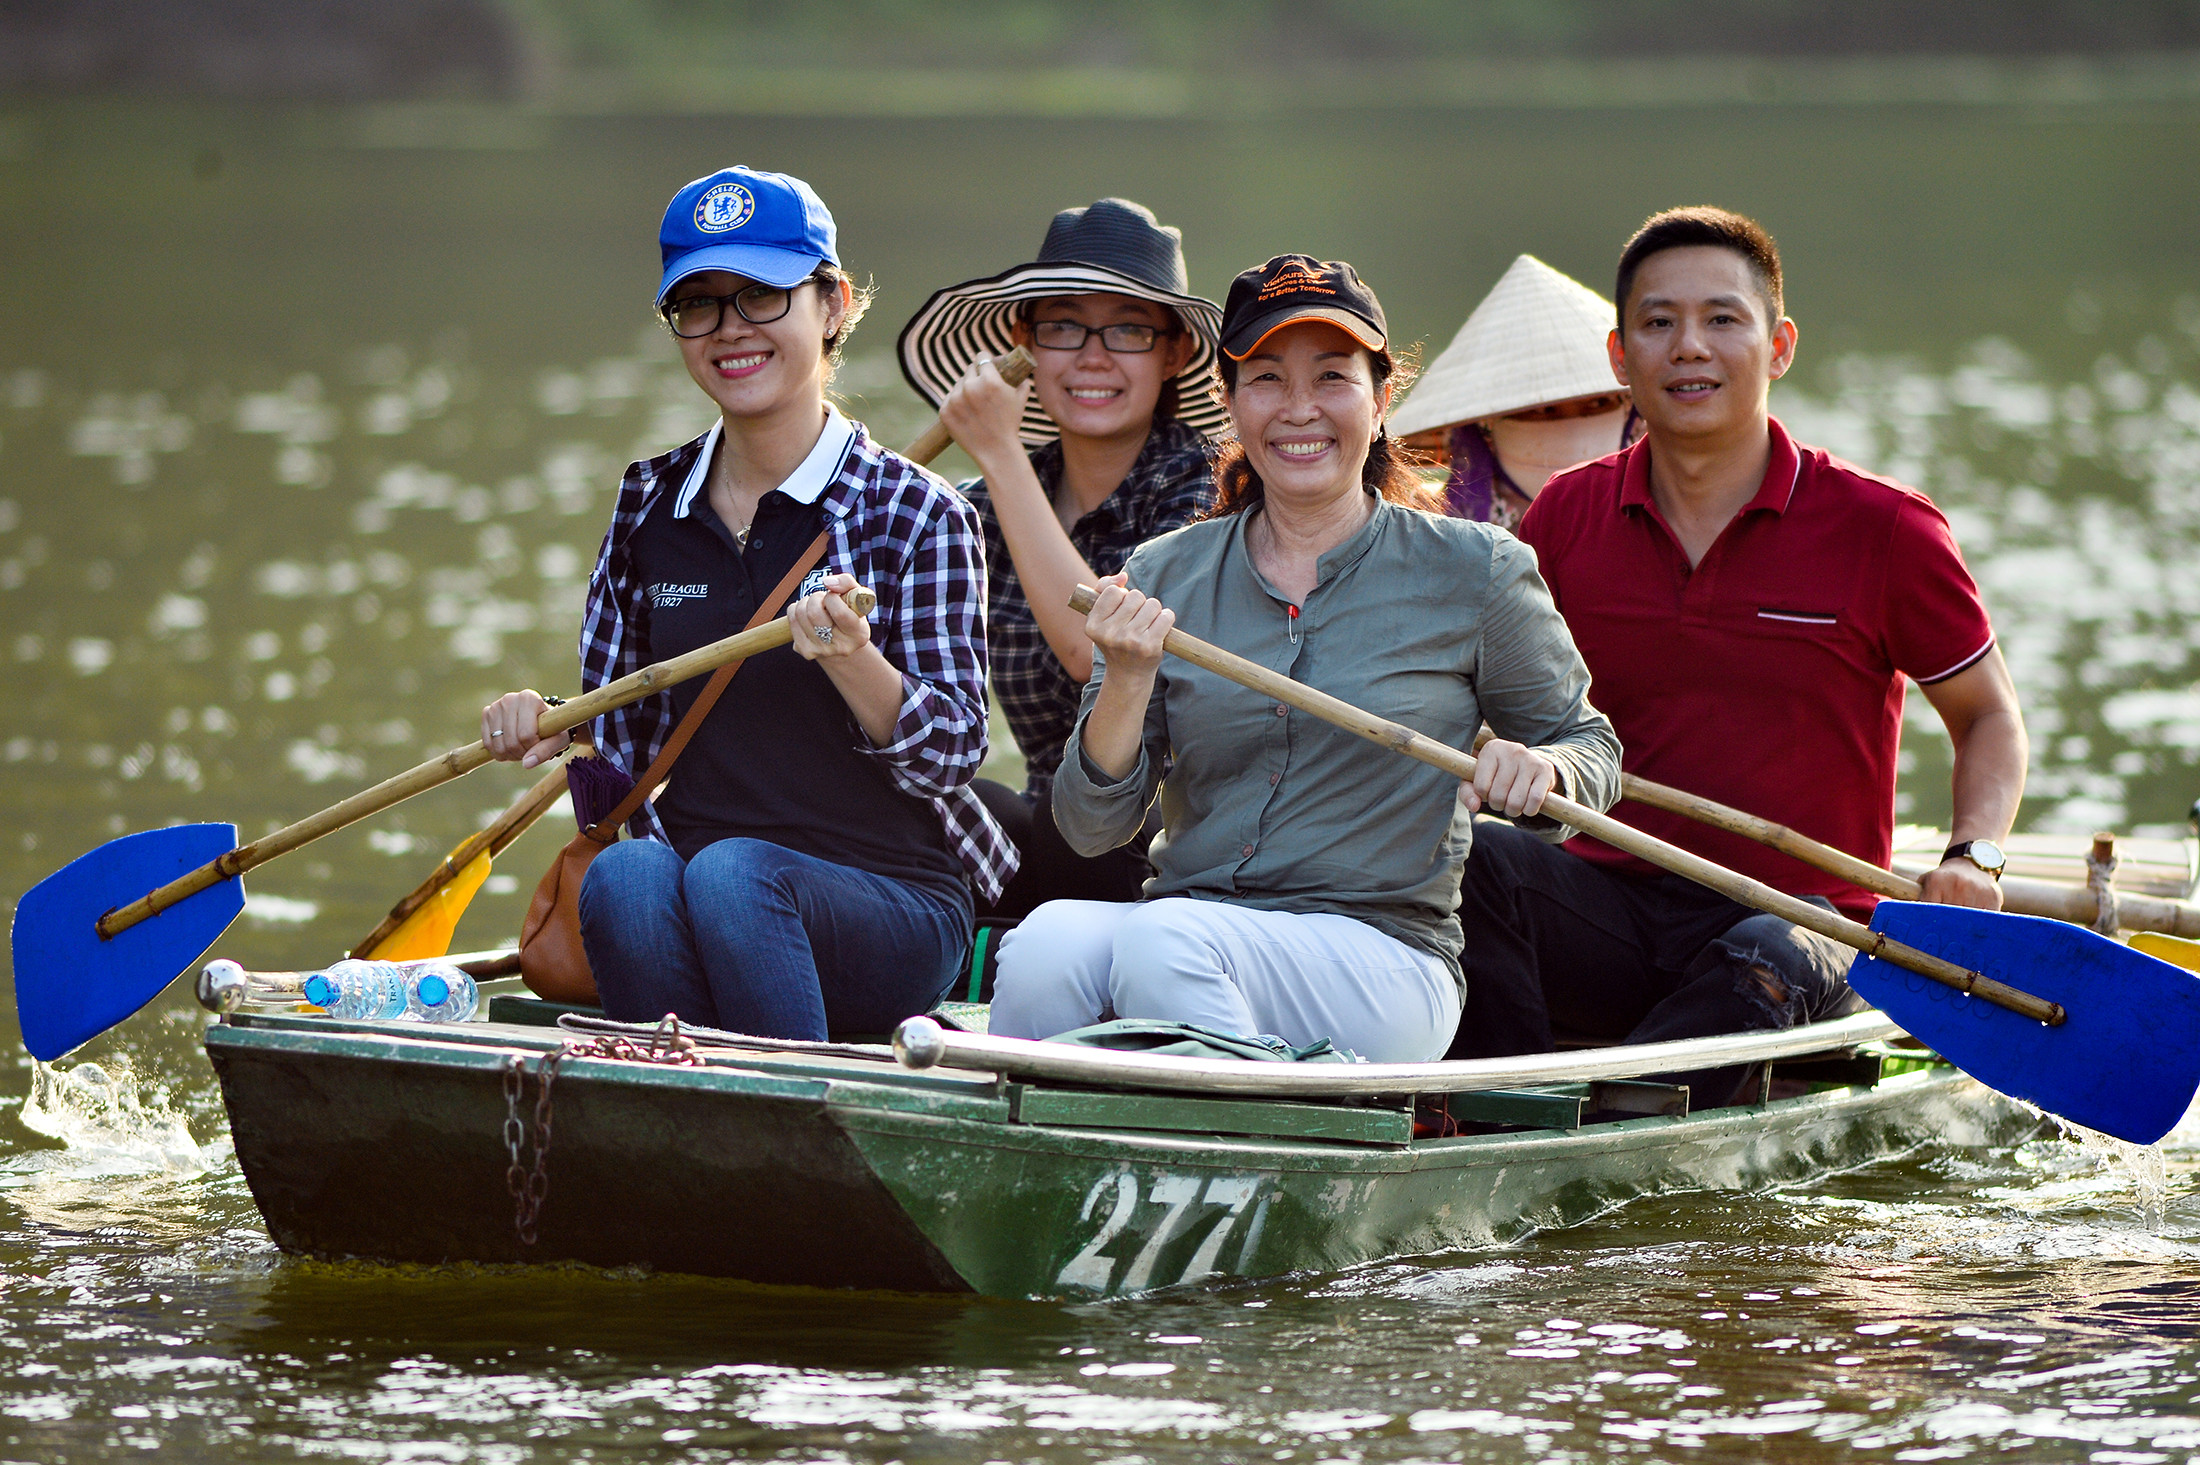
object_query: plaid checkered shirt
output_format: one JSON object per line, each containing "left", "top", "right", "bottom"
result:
{"left": 965, "top": 415, "right": 1215, "bottom": 798}
{"left": 576, "top": 423, "right": 1018, "bottom": 903}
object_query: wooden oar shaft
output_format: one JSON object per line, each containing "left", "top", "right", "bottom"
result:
{"left": 349, "top": 758, "right": 571, "bottom": 960}
{"left": 1619, "top": 771, "right": 1921, "bottom": 901}
{"left": 96, "top": 587, "right": 876, "bottom": 940}
{"left": 1071, "top": 585, "right": 2065, "bottom": 1028}
{"left": 900, "top": 347, "right": 1035, "bottom": 465}
{"left": 1621, "top": 769, "right": 2200, "bottom": 939}
{"left": 1472, "top": 725, "right": 1923, "bottom": 901}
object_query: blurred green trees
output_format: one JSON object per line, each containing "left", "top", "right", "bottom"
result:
{"left": 528, "top": 0, "right": 2200, "bottom": 72}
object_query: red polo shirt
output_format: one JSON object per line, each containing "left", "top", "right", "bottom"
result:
{"left": 1517, "top": 416, "right": 1995, "bottom": 919}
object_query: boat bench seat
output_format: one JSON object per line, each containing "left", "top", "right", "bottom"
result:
{"left": 1437, "top": 1049, "right": 1885, "bottom": 1133}
{"left": 1442, "top": 1080, "right": 1688, "bottom": 1131}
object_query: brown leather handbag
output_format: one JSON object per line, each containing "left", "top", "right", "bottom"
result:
{"left": 519, "top": 532, "right": 830, "bottom": 1003}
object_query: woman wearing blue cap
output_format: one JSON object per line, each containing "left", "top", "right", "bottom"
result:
{"left": 898, "top": 199, "right": 1224, "bottom": 918}
{"left": 987, "top": 256, "right": 1621, "bottom": 1062}
{"left": 481, "top": 166, "right": 1014, "bottom": 1039}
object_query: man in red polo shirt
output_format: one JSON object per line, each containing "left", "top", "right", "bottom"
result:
{"left": 1453, "top": 206, "right": 2029, "bottom": 1105}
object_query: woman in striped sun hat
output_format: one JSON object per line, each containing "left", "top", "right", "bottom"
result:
{"left": 899, "top": 198, "right": 1224, "bottom": 918}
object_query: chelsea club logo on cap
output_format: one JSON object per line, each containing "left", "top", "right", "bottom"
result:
{"left": 694, "top": 181, "right": 755, "bottom": 234}
{"left": 659, "top": 166, "right": 840, "bottom": 303}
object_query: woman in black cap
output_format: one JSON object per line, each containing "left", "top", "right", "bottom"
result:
{"left": 898, "top": 199, "right": 1224, "bottom": 918}
{"left": 987, "top": 256, "right": 1622, "bottom": 1062}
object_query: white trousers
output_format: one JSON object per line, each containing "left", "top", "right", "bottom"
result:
{"left": 990, "top": 897, "right": 1462, "bottom": 1063}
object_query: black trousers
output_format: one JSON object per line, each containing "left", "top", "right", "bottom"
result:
{"left": 973, "top": 778, "right": 1154, "bottom": 921}
{"left": 1453, "top": 819, "right": 1861, "bottom": 1107}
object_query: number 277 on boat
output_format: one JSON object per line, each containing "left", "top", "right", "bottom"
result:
{"left": 1056, "top": 1169, "right": 1273, "bottom": 1296}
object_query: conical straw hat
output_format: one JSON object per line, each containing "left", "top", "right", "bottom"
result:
{"left": 1390, "top": 255, "right": 1621, "bottom": 438}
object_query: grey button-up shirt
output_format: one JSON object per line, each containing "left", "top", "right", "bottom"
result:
{"left": 1053, "top": 496, "right": 1621, "bottom": 991}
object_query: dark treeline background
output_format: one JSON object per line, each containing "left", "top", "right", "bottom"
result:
{"left": 7, "top": 0, "right": 2200, "bottom": 100}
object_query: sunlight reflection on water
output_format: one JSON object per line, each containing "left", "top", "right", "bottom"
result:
{"left": 6, "top": 115, "right": 2200, "bottom": 1461}
{"left": 1779, "top": 328, "right": 2200, "bottom": 835}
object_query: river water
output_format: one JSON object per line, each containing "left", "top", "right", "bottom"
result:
{"left": 3, "top": 95, "right": 2200, "bottom": 1461}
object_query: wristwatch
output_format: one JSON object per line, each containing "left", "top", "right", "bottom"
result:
{"left": 1942, "top": 839, "right": 2006, "bottom": 881}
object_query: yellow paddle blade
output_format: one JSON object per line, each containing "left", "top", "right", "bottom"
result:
{"left": 2131, "top": 930, "right": 2200, "bottom": 972}
{"left": 370, "top": 848, "right": 494, "bottom": 961}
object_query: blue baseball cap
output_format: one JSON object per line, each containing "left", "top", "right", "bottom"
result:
{"left": 657, "top": 166, "right": 839, "bottom": 304}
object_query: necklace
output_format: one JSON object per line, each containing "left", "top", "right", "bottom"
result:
{"left": 709, "top": 448, "right": 753, "bottom": 550}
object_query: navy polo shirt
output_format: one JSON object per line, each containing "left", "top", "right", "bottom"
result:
{"left": 626, "top": 411, "right": 965, "bottom": 902}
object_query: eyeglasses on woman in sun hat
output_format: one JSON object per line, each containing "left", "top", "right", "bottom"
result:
{"left": 897, "top": 198, "right": 1227, "bottom": 446}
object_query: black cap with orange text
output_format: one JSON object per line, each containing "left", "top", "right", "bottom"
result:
{"left": 1219, "top": 254, "right": 1388, "bottom": 360}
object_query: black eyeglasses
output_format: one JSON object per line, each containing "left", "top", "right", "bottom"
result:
{"left": 1030, "top": 320, "right": 1175, "bottom": 354}
{"left": 662, "top": 278, "right": 818, "bottom": 339}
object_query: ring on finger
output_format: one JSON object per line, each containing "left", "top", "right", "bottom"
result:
{"left": 814, "top": 625, "right": 834, "bottom": 644}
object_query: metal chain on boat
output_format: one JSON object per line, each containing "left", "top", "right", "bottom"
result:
{"left": 499, "top": 1017, "right": 697, "bottom": 1248}
{"left": 564, "top": 1012, "right": 703, "bottom": 1067}
{"left": 502, "top": 1049, "right": 566, "bottom": 1248}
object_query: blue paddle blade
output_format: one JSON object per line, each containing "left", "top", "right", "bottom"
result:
{"left": 10, "top": 824, "right": 245, "bottom": 1062}
{"left": 1849, "top": 900, "right": 2200, "bottom": 1145}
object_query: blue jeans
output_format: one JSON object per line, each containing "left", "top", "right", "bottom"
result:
{"left": 577, "top": 837, "right": 970, "bottom": 1039}
{"left": 1453, "top": 819, "right": 1862, "bottom": 1106}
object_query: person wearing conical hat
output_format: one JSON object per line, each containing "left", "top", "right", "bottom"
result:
{"left": 1390, "top": 255, "right": 1641, "bottom": 532}
{"left": 899, "top": 198, "right": 1225, "bottom": 919}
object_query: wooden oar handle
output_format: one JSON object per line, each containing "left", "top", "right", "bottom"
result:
{"left": 900, "top": 346, "right": 1036, "bottom": 466}
{"left": 96, "top": 586, "right": 877, "bottom": 940}
{"left": 533, "top": 585, "right": 875, "bottom": 742}
{"left": 1071, "top": 584, "right": 2066, "bottom": 1029}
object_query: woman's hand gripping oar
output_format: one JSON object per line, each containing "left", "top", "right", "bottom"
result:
{"left": 1070, "top": 585, "right": 2200, "bottom": 1145}
{"left": 1070, "top": 587, "right": 2052, "bottom": 1021}
{"left": 901, "top": 347, "right": 1034, "bottom": 466}
{"left": 11, "top": 586, "right": 876, "bottom": 1062}
{"left": 333, "top": 376, "right": 1019, "bottom": 970}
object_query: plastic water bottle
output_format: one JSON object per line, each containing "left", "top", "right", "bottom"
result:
{"left": 403, "top": 964, "right": 479, "bottom": 1024}
{"left": 301, "top": 961, "right": 409, "bottom": 1020}
{"left": 301, "top": 960, "right": 480, "bottom": 1023}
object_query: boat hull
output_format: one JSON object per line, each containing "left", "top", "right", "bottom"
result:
{"left": 208, "top": 1019, "right": 974, "bottom": 1291}
{"left": 206, "top": 1015, "right": 2034, "bottom": 1299}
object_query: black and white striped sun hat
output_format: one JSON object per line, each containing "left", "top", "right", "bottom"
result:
{"left": 897, "top": 198, "right": 1228, "bottom": 447}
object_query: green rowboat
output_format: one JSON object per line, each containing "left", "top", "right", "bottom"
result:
{"left": 200, "top": 998, "right": 2034, "bottom": 1299}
